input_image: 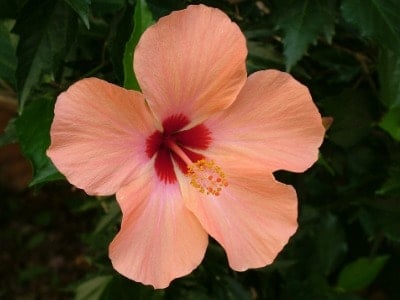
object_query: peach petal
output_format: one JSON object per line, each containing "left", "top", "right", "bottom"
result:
{"left": 47, "top": 78, "right": 155, "bottom": 195}
{"left": 178, "top": 165, "right": 298, "bottom": 271}
{"left": 109, "top": 168, "right": 208, "bottom": 289}
{"left": 134, "top": 4, "right": 247, "bottom": 125}
{"left": 205, "top": 70, "right": 325, "bottom": 173}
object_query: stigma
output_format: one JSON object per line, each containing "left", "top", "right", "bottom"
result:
{"left": 187, "top": 159, "right": 228, "bottom": 196}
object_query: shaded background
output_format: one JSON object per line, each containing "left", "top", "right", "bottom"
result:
{"left": 1, "top": 0, "right": 400, "bottom": 299}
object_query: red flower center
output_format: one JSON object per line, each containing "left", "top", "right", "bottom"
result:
{"left": 145, "top": 114, "right": 212, "bottom": 183}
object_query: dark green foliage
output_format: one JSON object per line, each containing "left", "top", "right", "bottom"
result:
{"left": 123, "top": 0, "right": 154, "bottom": 90}
{"left": 378, "top": 49, "right": 400, "bottom": 108}
{"left": 336, "top": 255, "right": 389, "bottom": 291}
{"left": 75, "top": 274, "right": 165, "bottom": 300}
{"left": 1, "top": 0, "right": 400, "bottom": 299}
{"left": 0, "top": 21, "right": 17, "bottom": 87}
{"left": 341, "top": 0, "right": 400, "bottom": 54}
{"left": 273, "top": 0, "right": 337, "bottom": 70}
{"left": 13, "top": 0, "right": 77, "bottom": 110}
{"left": 15, "top": 97, "right": 64, "bottom": 185}
{"left": 64, "top": 0, "right": 92, "bottom": 29}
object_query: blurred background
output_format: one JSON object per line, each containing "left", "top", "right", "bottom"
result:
{"left": 1, "top": 0, "right": 399, "bottom": 299}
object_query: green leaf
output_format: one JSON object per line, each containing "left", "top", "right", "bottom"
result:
{"left": 75, "top": 275, "right": 164, "bottom": 300}
{"left": 321, "top": 90, "right": 374, "bottom": 147}
{"left": 337, "top": 255, "right": 389, "bottom": 291}
{"left": 274, "top": 0, "right": 337, "bottom": 70}
{"left": 378, "top": 49, "right": 400, "bottom": 108}
{"left": 94, "top": 201, "right": 121, "bottom": 234}
{"left": 15, "top": 97, "right": 64, "bottom": 186}
{"left": 145, "top": 0, "right": 185, "bottom": 20}
{"left": 358, "top": 207, "right": 400, "bottom": 242}
{"left": 13, "top": 0, "right": 76, "bottom": 111}
{"left": 380, "top": 106, "right": 400, "bottom": 141}
{"left": 0, "top": 22, "right": 17, "bottom": 86}
{"left": 219, "top": 277, "right": 252, "bottom": 300}
{"left": 108, "top": 4, "right": 135, "bottom": 84}
{"left": 378, "top": 50, "right": 400, "bottom": 141}
{"left": 309, "top": 45, "right": 361, "bottom": 85}
{"left": 295, "top": 210, "right": 347, "bottom": 276}
{"left": 64, "top": 0, "right": 91, "bottom": 29}
{"left": 123, "top": 0, "right": 154, "bottom": 90}
{"left": 377, "top": 165, "right": 400, "bottom": 196}
{"left": 246, "top": 41, "right": 285, "bottom": 73}
{"left": 341, "top": 0, "right": 400, "bottom": 54}
{"left": 75, "top": 275, "right": 113, "bottom": 300}
{"left": 101, "top": 276, "right": 164, "bottom": 300}
{"left": 0, "top": 118, "right": 17, "bottom": 146}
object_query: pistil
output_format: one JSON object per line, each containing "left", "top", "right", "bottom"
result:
{"left": 166, "top": 139, "right": 228, "bottom": 196}
{"left": 166, "top": 139, "right": 193, "bottom": 166}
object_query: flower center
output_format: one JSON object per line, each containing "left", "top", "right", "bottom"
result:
{"left": 167, "top": 141, "right": 228, "bottom": 196}
{"left": 145, "top": 114, "right": 213, "bottom": 184}
{"left": 145, "top": 114, "right": 227, "bottom": 194}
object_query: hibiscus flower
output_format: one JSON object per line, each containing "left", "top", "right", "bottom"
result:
{"left": 47, "top": 4, "right": 325, "bottom": 288}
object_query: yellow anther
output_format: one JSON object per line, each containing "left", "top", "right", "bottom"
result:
{"left": 187, "top": 159, "right": 228, "bottom": 196}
